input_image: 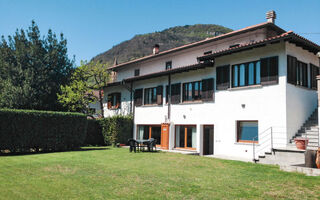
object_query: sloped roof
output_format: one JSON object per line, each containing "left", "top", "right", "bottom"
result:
{"left": 109, "top": 22, "right": 286, "bottom": 71}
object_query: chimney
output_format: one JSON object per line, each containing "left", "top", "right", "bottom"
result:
{"left": 153, "top": 44, "right": 160, "bottom": 55}
{"left": 266, "top": 10, "right": 276, "bottom": 23}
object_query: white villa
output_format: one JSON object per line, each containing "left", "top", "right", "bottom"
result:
{"left": 103, "top": 11, "right": 320, "bottom": 161}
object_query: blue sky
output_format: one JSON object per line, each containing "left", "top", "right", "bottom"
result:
{"left": 0, "top": 0, "right": 319, "bottom": 66}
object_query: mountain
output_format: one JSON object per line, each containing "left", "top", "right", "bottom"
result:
{"left": 91, "top": 24, "right": 233, "bottom": 66}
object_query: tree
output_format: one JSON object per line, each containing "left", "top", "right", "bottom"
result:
{"left": 58, "top": 61, "right": 110, "bottom": 117}
{"left": 0, "top": 21, "right": 74, "bottom": 111}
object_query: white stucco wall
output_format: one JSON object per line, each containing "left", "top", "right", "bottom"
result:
{"left": 285, "top": 42, "right": 319, "bottom": 141}
{"left": 103, "top": 85, "right": 132, "bottom": 117}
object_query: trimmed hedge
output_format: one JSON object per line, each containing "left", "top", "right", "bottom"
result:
{"left": 99, "top": 115, "right": 133, "bottom": 145}
{"left": 84, "top": 119, "right": 104, "bottom": 146}
{"left": 0, "top": 109, "right": 87, "bottom": 152}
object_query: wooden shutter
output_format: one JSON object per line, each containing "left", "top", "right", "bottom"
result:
{"left": 171, "top": 83, "right": 181, "bottom": 104}
{"left": 116, "top": 93, "right": 121, "bottom": 108}
{"left": 134, "top": 89, "right": 143, "bottom": 106}
{"left": 107, "top": 94, "right": 112, "bottom": 109}
{"left": 202, "top": 78, "right": 214, "bottom": 101}
{"left": 287, "top": 55, "right": 297, "bottom": 85}
{"left": 156, "top": 85, "right": 163, "bottom": 105}
{"left": 260, "top": 58, "right": 269, "bottom": 85}
{"left": 310, "top": 64, "right": 319, "bottom": 90}
{"left": 216, "top": 65, "right": 230, "bottom": 90}
{"left": 261, "top": 56, "right": 278, "bottom": 85}
{"left": 269, "top": 56, "right": 278, "bottom": 84}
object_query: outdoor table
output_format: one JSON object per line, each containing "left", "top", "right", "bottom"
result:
{"left": 136, "top": 139, "right": 151, "bottom": 151}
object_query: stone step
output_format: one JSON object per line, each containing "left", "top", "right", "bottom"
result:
{"left": 300, "top": 127, "right": 319, "bottom": 131}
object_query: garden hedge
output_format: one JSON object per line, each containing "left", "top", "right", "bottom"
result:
{"left": 84, "top": 119, "right": 104, "bottom": 146}
{"left": 0, "top": 109, "right": 87, "bottom": 152}
{"left": 99, "top": 115, "right": 133, "bottom": 145}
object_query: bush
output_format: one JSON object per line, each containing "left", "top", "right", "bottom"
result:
{"left": 99, "top": 115, "right": 133, "bottom": 145}
{"left": 0, "top": 109, "right": 87, "bottom": 152}
{"left": 84, "top": 119, "right": 104, "bottom": 146}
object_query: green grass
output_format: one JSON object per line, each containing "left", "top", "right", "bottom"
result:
{"left": 0, "top": 147, "right": 319, "bottom": 200}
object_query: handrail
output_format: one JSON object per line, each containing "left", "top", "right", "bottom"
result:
{"left": 252, "top": 127, "right": 273, "bottom": 162}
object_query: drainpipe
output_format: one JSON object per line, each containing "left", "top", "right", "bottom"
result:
{"left": 317, "top": 52, "right": 320, "bottom": 147}
{"left": 168, "top": 74, "right": 171, "bottom": 121}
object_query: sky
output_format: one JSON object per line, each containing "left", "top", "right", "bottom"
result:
{"left": 0, "top": 0, "right": 319, "bottom": 66}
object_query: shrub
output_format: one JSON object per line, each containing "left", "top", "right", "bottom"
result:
{"left": 0, "top": 109, "right": 87, "bottom": 152}
{"left": 84, "top": 119, "right": 104, "bottom": 146}
{"left": 99, "top": 115, "right": 133, "bottom": 145}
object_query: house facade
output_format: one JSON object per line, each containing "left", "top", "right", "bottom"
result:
{"left": 103, "top": 12, "right": 320, "bottom": 160}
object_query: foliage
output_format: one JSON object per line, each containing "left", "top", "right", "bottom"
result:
{"left": 84, "top": 119, "right": 104, "bottom": 146}
{"left": 58, "top": 60, "right": 110, "bottom": 116}
{"left": 92, "top": 24, "right": 233, "bottom": 65}
{"left": 0, "top": 109, "right": 87, "bottom": 152}
{"left": 99, "top": 115, "right": 133, "bottom": 145}
{"left": 0, "top": 21, "right": 74, "bottom": 111}
{"left": 0, "top": 148, "right": 320, "bottom": 199}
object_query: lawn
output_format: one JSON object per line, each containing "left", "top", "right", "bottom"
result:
{"left": 0, "top": 147, "right": 319, "bottom": 200}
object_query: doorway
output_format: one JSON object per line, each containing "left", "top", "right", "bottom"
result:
{"left": 203, "top": 125, "right": 214, "bottom": 155}
{"left": 137, "top": 125, "right": 165, "bottom": 148}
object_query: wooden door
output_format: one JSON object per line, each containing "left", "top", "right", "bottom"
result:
{"left": 161, "top": 123, "right": 170, "bottom": 150}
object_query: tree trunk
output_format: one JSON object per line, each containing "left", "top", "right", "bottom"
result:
{"left": 99, "top": 90, "right": 104, "bottom": 118}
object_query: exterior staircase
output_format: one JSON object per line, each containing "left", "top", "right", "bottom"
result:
{"left": 256, "top": 108, "right": 319, "bottom": 165}
{"left": 289, "top": 108, "right": 319, "bottom": 150}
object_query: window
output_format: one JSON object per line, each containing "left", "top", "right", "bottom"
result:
{"left": 165, "top": 61, "right": 172, "bottom": 70}
{"left": 134, "top": 69, "right": 140, "bottom": 76}
{"left": 183, "top": 81, "right": 202, "bottom": 102}
{"left": 287, "top": 55, "right": 297, "bottom": 85}
{"left": 175, "top": 125, "right": 197, "bottom": 149}
{"left": 260, "top": 56, "right": 278, "bottom": 85}
{"left": 232, "top": 61, "right": 261, "bottom": 87}
{"left": 216, "top": 65, "right": 230, "bottom": 90}
{"left": 310, "top": 64, "right": 319, "bottom": 90}
{"left": 134, "top": 88, "right": 143, "bottom": 106}
{"left": 166, "top": 83, "right": 181, "bottom": 104}
{"left": 137, "top": 125, "right": 161, "bottom": 145}
{"left": 296, "top": 61, "right": 308, "bottom": 87}
{"left": 287, "top": 55, "right": 310, "bottom": 88}
{"left": 201, "top": 78, "right": 214, "bottom": 101}
{"left": 144, "top": 86, "right": 163, "bottom": 105}
{"left": 237, "top": 121, "right": 258, "bottom": 143}
{"left": 107, "top": 93, "right": 121, "bottom": 109}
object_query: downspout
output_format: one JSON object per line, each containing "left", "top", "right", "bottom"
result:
{"left": 168, "top": 74, "right": 171, "bottom": 121}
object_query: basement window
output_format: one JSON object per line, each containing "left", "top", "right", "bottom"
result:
{"left": 237, "top": 121, "right": 258, "bottom": 143}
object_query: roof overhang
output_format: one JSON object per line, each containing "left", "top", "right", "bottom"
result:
{"left": 123, "top": 61, "right": 214, "bottom": 82}
{"left": 197, "top": 32, "right": 320, "bottom": 62}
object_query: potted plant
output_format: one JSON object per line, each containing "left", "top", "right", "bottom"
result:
{"left": 294, "top": 137, "right": 309, "bottom": 150}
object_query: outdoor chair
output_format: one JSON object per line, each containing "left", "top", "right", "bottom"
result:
{"left": 127, "top": 139, "right": 138, "bottom": 153}
{"left": 147, "top": 138, "right": 157, "bottom": 152}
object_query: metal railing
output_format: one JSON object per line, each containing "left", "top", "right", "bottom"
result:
{"left": 252, "top": 127, "right": 273, "bottom": 162}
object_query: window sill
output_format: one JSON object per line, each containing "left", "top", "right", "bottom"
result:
{"left": 181, "top": 100, "right": 203, "bottom": 104}
{"left": 234, "top": 142, "right": 259, "bottom": 146}
{"left": 228, "top": 84, "right": 262, "bottom": 91}
{"left": 142, "top": 104, "right": 162, "bottom": 107}
{"left": 288, "top": 83, "right": 316, "bottom": 91}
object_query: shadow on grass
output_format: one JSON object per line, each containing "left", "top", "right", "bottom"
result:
{"left": 0, "top": 146, "right": 109, "bottom": 157}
